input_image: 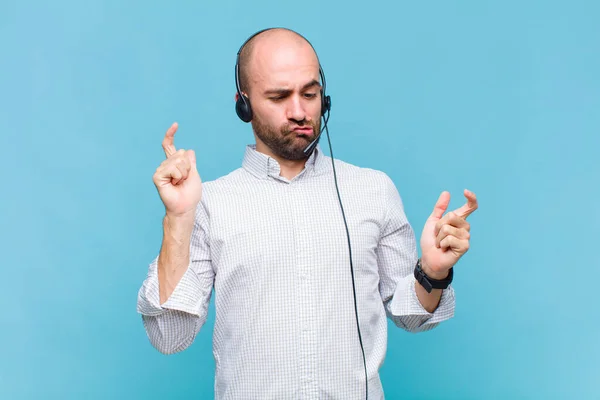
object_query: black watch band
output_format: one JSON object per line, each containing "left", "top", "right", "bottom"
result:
{"left": 414, "top": 259, "right": 453, "bottom": 293}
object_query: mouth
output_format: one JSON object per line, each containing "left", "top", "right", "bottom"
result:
{"left": 292, "top": 127, "right": 314, "bottom": 135}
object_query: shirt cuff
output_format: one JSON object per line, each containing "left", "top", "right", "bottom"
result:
{"left": 410, "top": 275, "right": 455, "bottom": 325}
{"left": 137, "top": 256, "right": 205, "bottom": 317}
{"left": 387, "top": 274, "right": 455, "bottom": 331}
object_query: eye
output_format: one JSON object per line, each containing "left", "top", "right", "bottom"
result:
{"left": 303, "top": 92, "right": 318, "bottom": 99}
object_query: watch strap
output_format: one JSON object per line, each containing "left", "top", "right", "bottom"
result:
{"left": 414, "top": 259, "right": 453, "bottom": 293}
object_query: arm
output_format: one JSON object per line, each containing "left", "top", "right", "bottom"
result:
{"left": 415, "top": 279, "right": 445, "bottom": 313}
{"left": 376, "top": 173, "right": 455, "bottom": 333}
{"left": 159, "top": 210, "right": 195, "bottom": 304}
{"left": 137, "top": 202, "right": 214, "bottom": 354}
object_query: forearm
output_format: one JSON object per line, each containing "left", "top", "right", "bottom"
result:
{"left": 384, "top": 271, "right": 455, "bottom": 333}
{"left": 158, "top": 210, "right": 195, "bottom": 304}
{"left": 415, "top": 261, "right": 449, "bottom": 313}
{"left": 414, "top": 281, "right": 443, "bottom": 313}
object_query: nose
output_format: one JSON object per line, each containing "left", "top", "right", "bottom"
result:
{"left": 286, "top": 95, "right": 307, "bottom": 122}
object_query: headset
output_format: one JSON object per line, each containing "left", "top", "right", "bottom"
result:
{"left": 235, "top": 28, "right": 368, "bottom": 400}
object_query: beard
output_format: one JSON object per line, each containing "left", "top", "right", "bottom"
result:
{"left": 251, "top": 114, "right": 321, "bottom": 161}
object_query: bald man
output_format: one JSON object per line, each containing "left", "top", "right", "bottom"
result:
{"left": 137, "top": 28, "right": 478, "bottom": 400}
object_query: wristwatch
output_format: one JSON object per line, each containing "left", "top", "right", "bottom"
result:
{"left": 414, "top": 258, "right": 453, "bottom": 293}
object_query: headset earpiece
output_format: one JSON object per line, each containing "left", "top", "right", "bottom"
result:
{"left": 235, "top": 94, "right": 252, "bottom": 123}
{"left": 322, "top": 94, "right": 331, "bottom": 116}
{"left": 319, "top": 66, "right": 330, "bottom": 117}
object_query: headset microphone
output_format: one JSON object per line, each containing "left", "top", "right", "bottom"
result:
{"left": 303, "top": 103, "right": 330, "bottom": 157}
{"left": 302, "top": 129, "right": 320, "bottom": 157}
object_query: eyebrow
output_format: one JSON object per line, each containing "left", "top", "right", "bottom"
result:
{"left": 264, "top": 79, "right": 321, "bottom": 96}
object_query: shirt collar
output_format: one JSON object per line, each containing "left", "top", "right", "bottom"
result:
{"left": 242, "top": 143, "right": 328, "bottom": 181}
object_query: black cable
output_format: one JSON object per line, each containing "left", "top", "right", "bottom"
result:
{"left": 322, "top": 110, "right": 368, "bottom": 400}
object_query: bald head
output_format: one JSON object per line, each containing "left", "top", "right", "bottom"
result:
{"left": 238, "top": 28, "right": 319, "bottom": 95}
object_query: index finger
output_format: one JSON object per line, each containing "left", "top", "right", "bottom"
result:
{"left": 454, "top": 189, "right": 478, "bottom": 219}
{"left": 162, "top": 122, "right": 178, "bottom": 158}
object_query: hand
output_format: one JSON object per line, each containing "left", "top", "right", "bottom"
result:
{"left": 420, "top": 189, "right": 478, "bottom": 279}
{"left": 152, "top": 122, "right": 202, "bottom": 217}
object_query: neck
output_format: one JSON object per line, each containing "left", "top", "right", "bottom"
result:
{"left": 254, "top": 141, "right": 308, "bottom": 180}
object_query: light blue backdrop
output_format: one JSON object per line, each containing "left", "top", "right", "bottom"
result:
{"left": 2, "top": 0, "right": 598, "bottom": 399}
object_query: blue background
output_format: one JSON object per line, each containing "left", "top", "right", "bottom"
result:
{"left": 2, "top": 0, "right": 599, "bottom": 399}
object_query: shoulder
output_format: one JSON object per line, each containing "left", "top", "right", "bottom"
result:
{"left": 330, "top": 156, "right": 397, "bottom": 192}
{"left": 330, "top": 156, "right": 406, "bottom": 213}
{"left": 192, "top": 168, "right": 251, "bottom": 222}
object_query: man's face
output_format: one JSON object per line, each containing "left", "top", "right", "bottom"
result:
{"left": 245, "top": 39, "right": 322, "bottom": 160}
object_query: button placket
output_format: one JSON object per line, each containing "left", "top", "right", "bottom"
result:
{"left": 289, "top": 181, "right": 318, "bottom": 394}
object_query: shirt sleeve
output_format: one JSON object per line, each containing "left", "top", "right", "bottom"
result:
{"left": 375, "top": 173, "right": 456, "bottom": 333}
{"left": 136, "top": 200, "right": 215, "bottom": 354}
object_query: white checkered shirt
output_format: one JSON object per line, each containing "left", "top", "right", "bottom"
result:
{"left": 137, "top": 144, "right": 455, "bottom": 399}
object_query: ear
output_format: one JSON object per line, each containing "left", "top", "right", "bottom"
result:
{"left": 236, "top": 91, "right": 249, "bottom": 101}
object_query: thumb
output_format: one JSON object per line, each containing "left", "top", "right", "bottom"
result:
{"left": 187, "top": 150, "right": 198, "bottom": 172}
{"left": 430, "top": 191, "right": 450, "bottom": 220}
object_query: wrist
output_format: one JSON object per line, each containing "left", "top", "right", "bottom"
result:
{"left": 163, "top": 211, "right": 195, "bottom": 241}
{"left": 165, "top": 208, "right": 196, "bottom": 221}
{"left": 414, "top": 259, "right": 454, "bottom": 293}
{"left": 420, "top": 259, "right": 450, "bottom": 280}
